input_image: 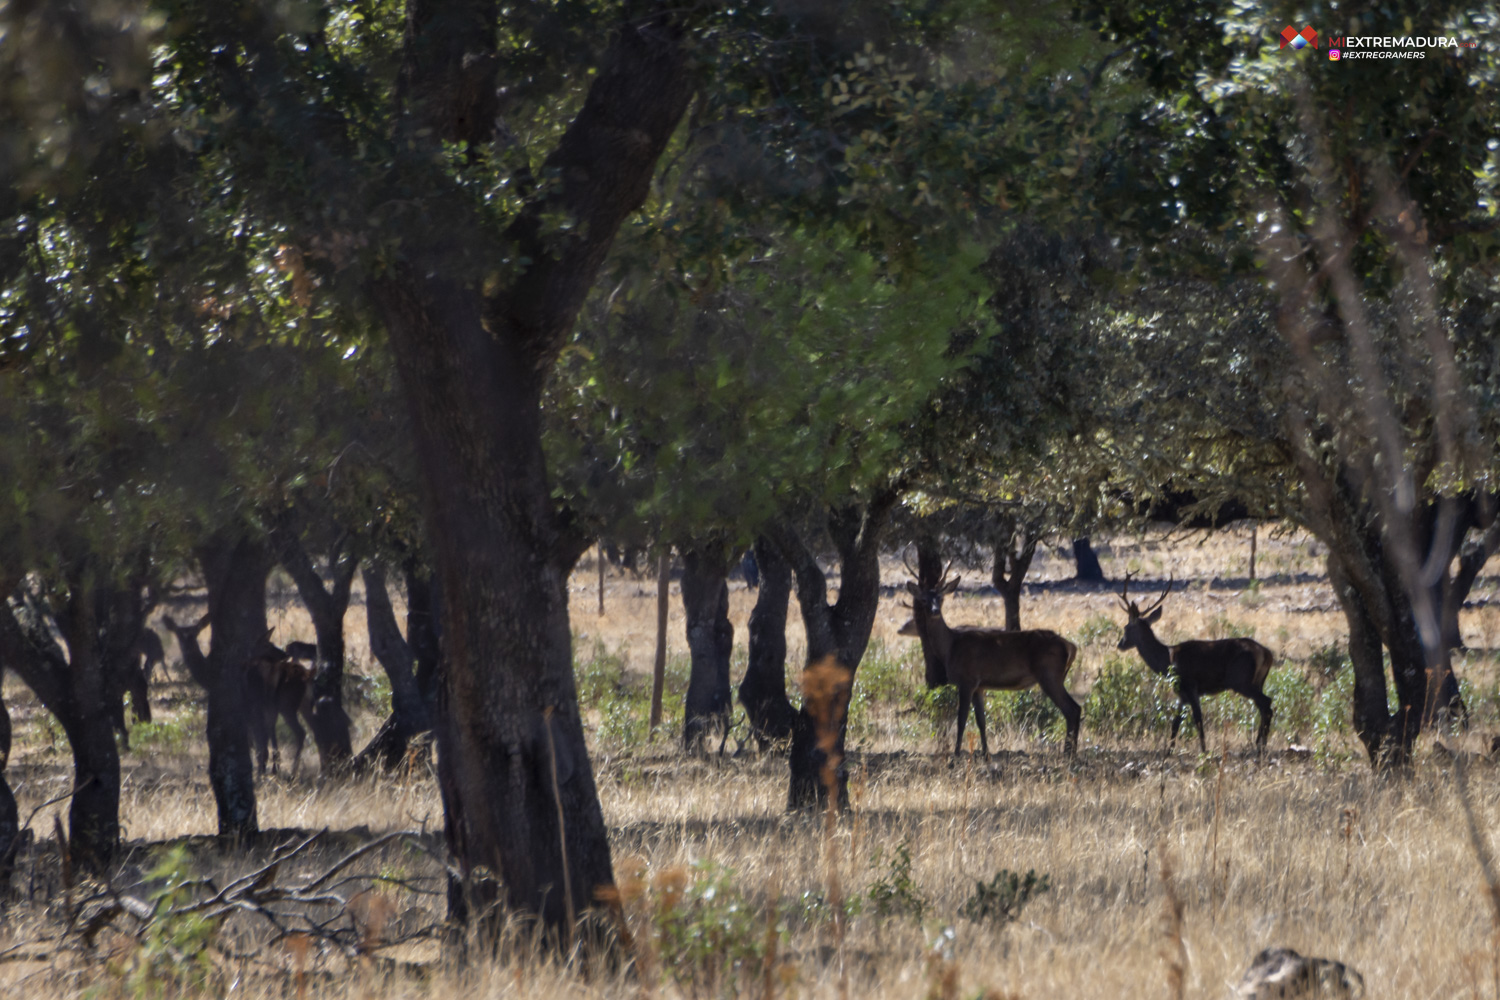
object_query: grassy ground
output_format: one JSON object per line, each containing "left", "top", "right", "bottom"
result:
{"left": 5, "top": 526, "right": 1500, "bottom": 998}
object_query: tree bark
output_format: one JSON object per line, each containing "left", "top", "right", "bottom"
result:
{"left": 352, "top": 561, "right": 434, "bottom": 773}
{"left": 403, "top": 558, "right": 443, "bottom": 700}
{"left": 1328, "top": 553, "right": 1391, "bottom": 762}
{"left": 0, "top": 559, "right": 141, "bottom": 872}
{"left": 992, "top": 524, "right": 1038, "bottom": 631}
{"left": 374, "top": 9, "right": 692, "bottom": 936}
{"left": 770, "top": 489, "right": 900, "bottom": 812}
{"left": 739, "top": 536, "right": 795, "bottom": 748}
{"left": 680, "top": 543, "right": 734, "bottom": 753}
{"left": 1072, "top": 537, "right": 1105, "bottom": 582}
{"left": 1442, "top": 513, "right": 1500, "bottom": 651}
{"left": 271, "top": 513, "right": 357, "bottom": 771}
{"left": 0, "top": 686, "right": 16, "bottom": 888}
{"left": 170, "top": 530, "right": 273, "bottom": 841}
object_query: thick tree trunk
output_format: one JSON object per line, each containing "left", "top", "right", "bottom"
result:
{"left": 0, "top": 688, "right": 16, "bottom": 888}
{"left": 353, "top": 561, "right": 434, "bottom": 773}
{"left": 375, "top": 5, "right": 691, "bottom": 937}
{"left": 992, "top": 528, "right": 1038, "bottom": 631}
{"left": 772, "top": 490, "right": 899, "bottom": 812}
{"left": 1072, "top": 537, "right": 1105, "bottom": 583}
{"left": 0, "top": 563, "right": 132, "bottom": 872}
{"left": 380, "top": 275, "right": 615, "bottom": 933}
{"left": 1328, "top": 554, "right": 1391, "bottom": 762}
{"left": 272, "top": 517, "right": 357, "bottom": 771}
{"left": 739, "top": 537, "right": 795, "bottom": 748}
{"left": 680, "top": 544, "right": 734, "bottom": 753}
{"left": 177, "top": 530, "right": 275, "bottom": 841}
{"left": 57, "top": 712, "right": 120, "bottom": 871}
{"left": 403, "top": 559, "right": 443, "bottom": 700}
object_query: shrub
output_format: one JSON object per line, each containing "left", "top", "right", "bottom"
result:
{"left": 867, "top": 841, "right": 926, "bottom": 920}
{"left": 1084, "top": 656, "right": 1176, "bottom": 737}
{"left": 960, "top": 869, "right": 1050, "bottom": 925}
{"left": 1073, "top": 613, "right": 1119, "bottom": 649}
{"left": 117, "top": 846, "right": 222, "bottom": 997}
{"left": 653, "top": 862, "right": 767, "bottom": 997}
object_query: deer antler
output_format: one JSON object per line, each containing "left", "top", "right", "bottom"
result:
{"left": 902, "top": 549, "right": 919, "bottom": 582}
{"left": 1117, "top": 570, "right": 1136, "bottom": 612}
{"left": 1140, "top": 575, "right": 1175, "bottom": 617}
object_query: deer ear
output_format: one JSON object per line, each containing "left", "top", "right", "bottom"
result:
{"left": 942, "top": 577, "right": 960, "bottom": 594}
{"left": 905, "top": 581, "right": 920, "bottom": 596}
{"left": 1144, "top": 607, "right": 1163, "bottom": 625}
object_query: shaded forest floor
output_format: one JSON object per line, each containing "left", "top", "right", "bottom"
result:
{"left": 4, "top": 526, "right": 1500, "bottom": 997}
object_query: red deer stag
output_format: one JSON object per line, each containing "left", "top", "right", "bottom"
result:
{"left": 898, "top": 566, "right": 1081, "bottom": 757}
{"left": 1116, "top": 575, "right": 1274, "bottom": 752}
{"left": 247, "top": 635, "right": 315, "bottom": 777}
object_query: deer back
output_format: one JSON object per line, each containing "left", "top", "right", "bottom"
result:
{"left": 947, "top": 627, "right": 1076, "bottom": 691}
{"left": 1170, "top": 638, "right": 1273, "bottom": 694}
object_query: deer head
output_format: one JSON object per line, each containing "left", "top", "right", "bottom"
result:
{"left": 898, "top": 554, "right": 959, "bottom": 632}
{"left": 899, "top": 556, "right": 960, "bottom": 688}
{"left": 1116, "top": 572, "right": 1173, "bottom": 652}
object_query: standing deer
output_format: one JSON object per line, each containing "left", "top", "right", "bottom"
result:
{"left": 247, "top": 635, "right": 315, "bottom": 777}
{"left": 1116, "top": 575, "right": 1274, "bottom": 752}
{"left": 898, "top": 565, "right": 1081, "bottom": 757}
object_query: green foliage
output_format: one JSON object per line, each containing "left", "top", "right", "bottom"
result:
{"left": 1307, "top": 643, "right": 1350, "bottom": 688}
{"left": 345, "top": 670, "right": 390, "bottom": 717}
{"left": 118, "top": 846, "right": 221, "bottom": 998}
{"left": 652, "top": 862, "right": 774, "bottom": 997}
{"left": 912, "top": 684, "right": 960, "bottom": 738}
{"left": 960, "top": 869, "right": 1050, "bottom": 925}
{"left": 1074, "top": 612, "right": 1121, "bottom": 648}
{"left": 867, "top": 841, "right": 927, "bottom": 920}
{"left": 998, "top": 689, "right": 1063, "bottom": 738}
{"left": 1084, "top": 655, "right": 1178, "bottom": 736}
{"left": 128, "top": 712, "right": 200, "bottom": 753}
{"left": 573, "top": 638, "right": 688, "bottom": 750}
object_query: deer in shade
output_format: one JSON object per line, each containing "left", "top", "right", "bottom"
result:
{"left": 247, "top": 636, "right": 315, "bottom": 777}
{"left": 898, "top": 565, "right": 1081, "bottom": 757}
{"left": 1116, "top": 575, "right": 1274, "bottom": 752}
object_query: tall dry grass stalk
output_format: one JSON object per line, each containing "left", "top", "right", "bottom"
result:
{"left": 1452, "top": 755, "right": 1500, "bottom": 999}
{"left": 1159, "top": 845, "right": 1186, "bottom": 1000}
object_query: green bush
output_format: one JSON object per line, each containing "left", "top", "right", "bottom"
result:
{"left": 867, "top": 841, "right": 926, "bottom": 920}
{"left": 994, "top": 689, "right": 1062, "bottom": 740}
{"left": 121, "top": 846, "right": 222, "bottom": 998}
{"left": 1084, "top": 655, "right": 1177, "bottom": 736}
{"left": 1073, "top": 613, "right": 1120, "bottom": 649}
{"left": 653, "top": 862, "right": 768, "bottom": 997}
{"left": 960, "top": 869, "right": 1050, "bottom": 925}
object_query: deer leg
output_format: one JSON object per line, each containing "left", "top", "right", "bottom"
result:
{"left": 250, "top": 715, "right": 270, "bottom": 776}
{"left": 284, "top": 709, "right": 306, "bottom": 777}
{"left": 971, "top": 692, "right": 990, "bottom": 758}
{"left": 1035, "top": 672, "right": 1082, "bottom": 757}
{"left": 953, "top": 686, "right": 973, "bottom": 757}
{"left": 1250, "top": 689, "right": 1273, "bottom": 749}
{"left": 1169, "top": 701, "right": 1185, "bottom": 748}
{"left": 1187, "top": 695, "right": 1207, "bottom": 754}
{"left": 268, "top": 714, "right": 281, "bottom": 775}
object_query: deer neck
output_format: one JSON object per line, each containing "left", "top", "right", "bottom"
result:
{"left": 915, "top": 610, "right": 955, "bottom": 686}
{"left": 1135, "top": 623, "right": 1175, "bottom": 676}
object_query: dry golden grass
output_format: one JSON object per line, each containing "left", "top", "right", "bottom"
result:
{"left": 4, "top": 527, "right": 1500, "bottom": 998}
